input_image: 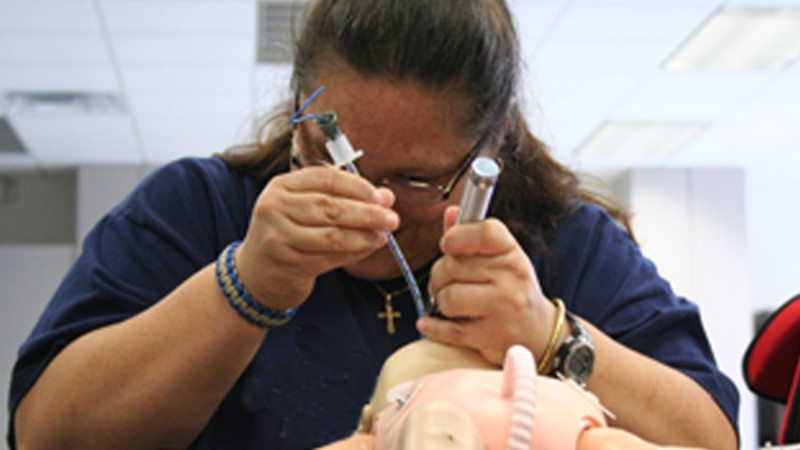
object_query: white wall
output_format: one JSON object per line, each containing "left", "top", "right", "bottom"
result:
{"left": 0, "top": 245, "right": 75, "bottom": 443}
{"left": 614, "top": 167, "right": 755, "bottom": 449}
{"left": 747, "top": 159, "right": 800, "bottom": 313}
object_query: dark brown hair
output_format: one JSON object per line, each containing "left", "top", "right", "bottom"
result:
{"left": 220, "top": 0, "right": 633, "bottom": 247}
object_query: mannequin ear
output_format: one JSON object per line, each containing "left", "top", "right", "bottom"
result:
{"left": 502, "top": 345, "right": 537, "bottom": 450}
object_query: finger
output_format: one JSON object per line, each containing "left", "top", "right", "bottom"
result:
{"left": 284, "top": 192, "right": 399, "bottom": 232}
{"left": 416, "top": 316, "right": 469, "bottom": 347}
{"left": 439, "top": 218, "right": 516, "bottom": 257}
{"left": 428, "top": 255, "right": 492, "bottom": 295}
{"left": 376, "top": 186, "right": 396, "bottom": 209}
{"left": 281, "top": 167, "right": 383, "bottom": 204}
{"left": 285, "top": 224, "right": 388, "bottom": 254}
{"left": 434, "top": 282, "right": 498, "bottom": 318}
{"left": 442, "top": 205, "right": 459, "bottom": 233}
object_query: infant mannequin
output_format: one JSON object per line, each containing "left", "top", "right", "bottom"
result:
{"left": 321, "top": 340, "right": 704, "bottom": 450}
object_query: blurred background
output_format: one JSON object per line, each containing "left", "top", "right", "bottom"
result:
{"left": 2, "top": 0, "right": 800, "bottom": 447}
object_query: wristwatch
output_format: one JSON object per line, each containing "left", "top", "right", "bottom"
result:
{"left": 551, "top": 310, "right": 594, "bottom": 386}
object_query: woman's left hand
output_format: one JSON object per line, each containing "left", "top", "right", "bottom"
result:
{"left": 417, "top": 206, "right": 558, "bottom": 365}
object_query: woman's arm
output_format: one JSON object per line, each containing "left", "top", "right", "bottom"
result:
{"left": 14, "top": 265, "right": 266, "bottom": 450}
{"left": 420, "top": 206, "right": 737, "bottom": 450}
{"left": 14, "top": 167, "right": 399, "bottom": 450}
{"left": 585, "top": 320, "right": 737, "bottom": 449}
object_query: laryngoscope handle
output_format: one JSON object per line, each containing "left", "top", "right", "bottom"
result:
{"left": 456, "top": 156, "right": 501, "bottom": 224}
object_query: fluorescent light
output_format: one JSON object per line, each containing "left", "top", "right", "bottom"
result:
{"left": 6, "top": 92, "right": 126, "bottom": 117}
{"left": 576, "top": 122, "right": 705, "bottom": 158}
{"left": 665, "top": 7, "right": 800, "bottom": 70}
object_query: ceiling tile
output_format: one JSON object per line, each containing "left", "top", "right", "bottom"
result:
{"left": 100, "top": 0, "right": 254, "bottom": 34}
{"left": 549, "top": 3, "right": 716, "bottom": 43}
{"left": 0, "top": 64, "right": 118, "bottom": 92}
{"left": 137, "top": 117, "right": 250, "bottom": 164}
{"left": 122, "top": 66, "right": 251, "bottom": 94}
{"left": 111, "top": 35, "right": 253, "bottom": 66}
{"left": 0, "top": 34, "right": 109, "bottom": 65}
{"left": 533, "top": 39, "right": 677, "bottom": 72}
{"left": 127, "top": 92, "right": 252, "bottom": 120}
{"left": 527, "top": 68, "right": 648, "bottom": 154}
{"left": 0, "top": 1, "right": 98, "bottom": 32}
{"left": 612, "top": 71, "right": 773, "bottom": 121}
{"left": 507, "top": 1, "right": 569, "bottom": 57}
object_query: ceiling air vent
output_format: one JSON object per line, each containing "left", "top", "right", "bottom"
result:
{"left": 5, "top": 91, "right": 126, "bottom": 117}
{"left": 0, "top": 117, "right": 27, "bottom": 154}
{"left": 257, "top": 0, "right": 308, "bottom": 64}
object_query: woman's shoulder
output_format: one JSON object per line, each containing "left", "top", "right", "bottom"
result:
{"left": 552, "top": 201, "right": 630, "bottom": 246}
{"left": 116, "top": 157, "right": 259, "bottom": 219}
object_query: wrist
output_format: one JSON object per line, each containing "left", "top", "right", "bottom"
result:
{"left": 216, "top": 241, "right": 298, "bottom": 328}
{"left": 537, "top": 298, "right": 567, "bottom": 373}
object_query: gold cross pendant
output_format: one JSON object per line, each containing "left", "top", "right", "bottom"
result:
{"left": 377, "top": 293, "right": 401, "bottom": 335}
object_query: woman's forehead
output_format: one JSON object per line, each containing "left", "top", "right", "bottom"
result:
{"left": 300, "top": 74, "right": 475, "bottom": 165}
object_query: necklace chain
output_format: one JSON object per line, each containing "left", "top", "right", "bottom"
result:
{"left": 372, "top": 273, "right": 428, "bottom": 335}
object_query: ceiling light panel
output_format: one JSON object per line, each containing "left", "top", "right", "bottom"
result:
{"left": 576, "top": 121, "right": 705, "bottom": 159}
{"left": 11, "top": 116, "right": 141, "bottom": 165}
{"left": 665, "top": 7, "right": 800, "bottom": 70}
{"left": 6, "top": 92, "right": 126, "bottom": 117}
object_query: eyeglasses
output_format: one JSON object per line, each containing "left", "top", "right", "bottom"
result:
{"left": 291, "top": 129, "right": 490, "bottom": 205}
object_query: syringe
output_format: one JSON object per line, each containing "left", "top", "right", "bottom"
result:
{"left": 316, "top": 113, "right": 428, "bottom": 319}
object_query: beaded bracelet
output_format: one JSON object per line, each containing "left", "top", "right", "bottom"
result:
{"left": 215, "top": 241, "right": 298, "bottom": 328}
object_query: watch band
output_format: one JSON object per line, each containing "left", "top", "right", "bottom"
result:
{"left": 551, "top": 310, "right": 594, "bottom": 386}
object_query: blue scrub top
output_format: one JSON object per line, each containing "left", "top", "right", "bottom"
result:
{"left": 7, "top": 157, "right": 739, "bottom": 449}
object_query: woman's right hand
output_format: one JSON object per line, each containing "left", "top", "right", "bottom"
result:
{"left": 235, "top": 166, "right": 399, "bottom": 311}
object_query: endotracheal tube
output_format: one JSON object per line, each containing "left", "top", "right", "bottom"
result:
{"left": 289, "top": 89, "right": 427, "bottom": 319}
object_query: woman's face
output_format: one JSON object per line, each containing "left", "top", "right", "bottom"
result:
{"left": 292, "top": 67, "right": 482, "bottom": 280}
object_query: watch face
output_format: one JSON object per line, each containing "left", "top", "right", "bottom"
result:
{"left": 565, "top": 343, "right": 594, "bottom": 382}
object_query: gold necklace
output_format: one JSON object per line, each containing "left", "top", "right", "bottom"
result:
{"left": 372, "top": 274, "right": 428, "bottom": 335}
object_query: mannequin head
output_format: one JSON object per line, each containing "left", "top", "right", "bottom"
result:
{"left": 361, "top": 340, "right": 607, "bottom": 450}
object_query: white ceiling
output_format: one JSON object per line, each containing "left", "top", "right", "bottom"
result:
{"left": 0, "top": 0, "right": 799, "bottom": 176}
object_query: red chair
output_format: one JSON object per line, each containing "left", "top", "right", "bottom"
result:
{"left": 744, "top": 294, "right": 800, "bottom": 444}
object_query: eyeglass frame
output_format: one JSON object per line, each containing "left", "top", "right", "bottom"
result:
{"left": 290, "top": 113, "right": 493, "bottom": 205}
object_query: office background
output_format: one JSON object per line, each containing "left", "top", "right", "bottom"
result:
{"left": 2, "top": 0, "right": 800, "bottom": 448}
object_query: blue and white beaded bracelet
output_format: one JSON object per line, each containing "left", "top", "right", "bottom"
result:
{"left": 215, "top": 241, "right": 298, "bottom": 328}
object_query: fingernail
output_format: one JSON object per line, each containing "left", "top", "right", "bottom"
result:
{"left": 372, "top": 190, "right": 383, "bottom": 204}
{"left": 386, "top": 212, "right": 399, "bottom": 229}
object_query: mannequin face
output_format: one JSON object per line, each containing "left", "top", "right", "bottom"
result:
{"left": 374, "top": 369, "right": 508, "bottom": 450}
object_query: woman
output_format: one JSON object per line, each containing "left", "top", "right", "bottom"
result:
{"left": 9, "top": 1, "right": 738, "bottom": 449}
